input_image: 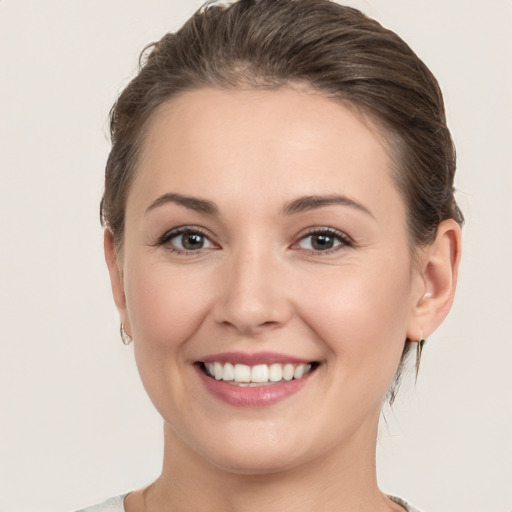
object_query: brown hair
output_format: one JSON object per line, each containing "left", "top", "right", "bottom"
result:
{"left": 101, "top": 0, "right": 463, "bottom": 397}
{"left": 101, "top": 0, "right": 463, "bottom": 248}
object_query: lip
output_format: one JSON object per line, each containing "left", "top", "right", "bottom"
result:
{"left": 195, "top": 364, "right": 315, "bottom": 407}
{"left": 199, "top": 351, "right": 312, "bottom": 365}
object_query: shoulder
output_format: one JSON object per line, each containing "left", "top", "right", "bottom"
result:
{"left": 74, "top": 494, "right": 127, "bottom": 512}
{"left": 388, "top": 495, "right": 424, "bottom": 512}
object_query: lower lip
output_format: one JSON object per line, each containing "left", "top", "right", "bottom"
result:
{"left": 195, "top": 366, "right": 313, "bottom": 407}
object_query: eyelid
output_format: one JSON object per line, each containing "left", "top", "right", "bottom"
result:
{"left": 291, "top": 227, "right": 353, "bottom": 253}
{"left": 152, "top": 225, "right": 352, "bottom": 255}
{"left": 154, "top": 225, "right": 220, "bottom": 253}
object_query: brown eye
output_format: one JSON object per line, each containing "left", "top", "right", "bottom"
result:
{"left": 181, "top": 232, "right": 205, "bottom": 250}
{"left": 164, "top": 229, "right": 215, "bottom": 252}
{"left": 296, "top": 230, "right": 349, "bottom": 252}
{"left": 310, "top": 233, "right": 336, "bottom": 250}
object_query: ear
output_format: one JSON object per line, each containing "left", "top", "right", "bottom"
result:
{"left": 407, "top": 219, "right": 462, "bottom": 340}
{"left": 104, "top": 229, "right": 129, "bottom": 327}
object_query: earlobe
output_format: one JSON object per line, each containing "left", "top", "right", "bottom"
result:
{"left": 104, "top": 229, "right": 128, "bottom": 317}
{"left": 408, "top": 219, "right": 462, "bottom": 340}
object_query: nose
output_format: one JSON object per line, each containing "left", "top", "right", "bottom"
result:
{"left": 213, "top": 246, "right": 293, "bottom": 335}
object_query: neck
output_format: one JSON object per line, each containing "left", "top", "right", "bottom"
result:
{"left": 138, "top": 412, "right": 398, "bottom": 512}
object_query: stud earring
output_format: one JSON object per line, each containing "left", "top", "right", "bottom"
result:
{"left": 415, "top": 333, "right": 426, "bottom": 383}
{"left": 120, "top": 323, "right": 133, "bottom": 345}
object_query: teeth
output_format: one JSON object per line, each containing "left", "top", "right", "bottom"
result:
{"left": 294, "top": 364, "right": 311, "bottom": 379}
{"left": 214, "top": 362, "right": 223, "bottom": 380}
{"left": 234, "top": 364, "right": 251, "bottom": 383}
{"left": 203, "top": 361, "right": 314, "bottom": 385}
{"left": 223, "top": 362, "right": 234, "bottom": 381}
{"left": 268, "top": 363, "right": 283, "bottom": 382}
{"left": 282, "top": 363, "right": 295, "bottom": 381}
{"left": 251, "top": 364, "right": 269, "bottom": 383}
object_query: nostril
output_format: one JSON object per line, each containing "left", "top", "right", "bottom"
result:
{"left": 258, "top": 320, "right": 281, "bottom": 328}
{"left": 217, "top": 318, "right": 284, "bottom": 336}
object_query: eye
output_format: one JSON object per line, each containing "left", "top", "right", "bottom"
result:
{"left": 158, "top": 227, "right": 217, "bottom": 253}
{"left": 295, "top": 229, "right": 351, "bottom": 252}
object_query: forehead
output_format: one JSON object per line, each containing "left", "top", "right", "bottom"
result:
{"left": 130, "top": 86, "right": 404, "bottom": 222}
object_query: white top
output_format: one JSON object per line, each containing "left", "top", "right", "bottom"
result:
{"left": 75, "top": 494, "right": 423, "bottom": 511}
{"left": 75, "top": 495, "right": 127, "bottom": 512}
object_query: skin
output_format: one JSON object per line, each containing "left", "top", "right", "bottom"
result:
{"left": 105, "top": 87, "right": 461, "bottom": 512}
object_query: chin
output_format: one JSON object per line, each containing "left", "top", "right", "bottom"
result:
{"left": 203, "top": 445, "right": 306, "bottom": 476}
{"left": 175, "top": 419, "right": 316, "bottom": 476}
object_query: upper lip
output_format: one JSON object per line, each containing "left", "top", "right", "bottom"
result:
{"left": 198, "top": 351, "right": 315, "bottom": 365}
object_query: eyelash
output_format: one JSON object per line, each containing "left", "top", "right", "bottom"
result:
{"left": 155, "top": 226, "right": 353, "bottom": 255}
{"left": 155, "top": 226, "right": 217, "bottom": 255}
{"left": 293, "top": 227, "right": 353, "bottom": 254}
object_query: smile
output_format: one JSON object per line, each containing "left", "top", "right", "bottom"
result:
{"left": 202, "top": 361, "right": 316, "bottom": 386}
{"left": 195, "top": 352, "right": 321, "bottom": 406}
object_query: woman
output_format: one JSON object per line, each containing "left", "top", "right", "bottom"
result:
{"left": 80, "top": 0, "right": 462, "bottom": 510}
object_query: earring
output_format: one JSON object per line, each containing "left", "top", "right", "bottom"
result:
{"left": 415, "top": 335, "right": 426, "bottom": 383}
{"left": 120, "top": 323, "right": 133, "bottom": 345}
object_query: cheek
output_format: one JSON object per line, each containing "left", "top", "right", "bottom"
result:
{"left": 123, "top": 259, "right": 215, "bottom": 352}
{"left": 123, "top": 260, "right": 218, "bottom": 419}
{"left": 297, "top": 259, "right": 412, "bottom": 378}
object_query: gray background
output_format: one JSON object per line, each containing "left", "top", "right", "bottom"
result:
{"left": 1, "top": 1, "right": 511, "bottom": 511}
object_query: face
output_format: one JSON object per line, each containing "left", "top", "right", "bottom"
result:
{"left": 111, "top": 87, "right": 425, "bottom": 474}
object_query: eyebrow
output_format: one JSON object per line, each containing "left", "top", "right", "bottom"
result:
{"left": 145, "top": 193, "right": 218, "bottom": 215}
{"left": 282, "top": 194, "right": 374, "bottom": 218}
{"left": 145, "top": 192, "right": 373, "bottom": 218}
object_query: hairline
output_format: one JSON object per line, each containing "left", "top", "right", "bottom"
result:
{"left": 111, "top": 81, "right": 425, "bottom": 262}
